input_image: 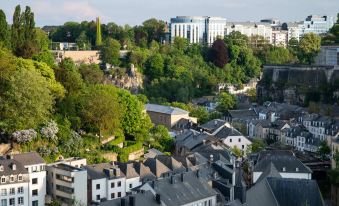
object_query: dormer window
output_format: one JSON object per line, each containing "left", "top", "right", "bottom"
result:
{"left": 18, "top": 175, "right": 22, "bottom": 181}
{"left": 296, "top": 167, "right": 299, "bottom": 172}
{"left": 282, "top": 167, "right": 286, "bottom": 172}
{"left": 12, "top": 164, "right": 16, "bottom": 171}
{"left": 1, "top": 177, "right": 5, "bottom": 183}
{"left": 0, "top": 165, "right": 3, "bottom": 172}
{"left": 9, "top": 175, "right": 14, "bottom": 182}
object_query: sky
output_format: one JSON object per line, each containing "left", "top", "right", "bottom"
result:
{"left": 1, "top": 0, "right": 338, "bottom": 27}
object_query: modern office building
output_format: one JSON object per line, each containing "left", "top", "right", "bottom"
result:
{"left": 299, "top": 15, "right": 334, "bottom": 37}
{"left": 315, "top": 46, "right": 339, "bottom": 66}
{"left": 225, "top": 22, "right": 273, "bottom": 43}
{"left": 170, "top": 16, "right": 227, "bottom": 45}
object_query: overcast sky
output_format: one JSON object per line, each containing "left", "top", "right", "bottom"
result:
{"left": 1, "top": 0, "right": 338, "bottom": 26}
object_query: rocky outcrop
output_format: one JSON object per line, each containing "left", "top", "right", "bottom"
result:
{"left": 257, "top": 65, "right": 339, "bottom": 105}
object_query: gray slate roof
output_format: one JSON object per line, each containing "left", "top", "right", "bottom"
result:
{"left": 100, "top": 190, "right": 159, "bottom": 206}
{"left": 199, "top": 119, "right": 227, "bottom": 134}
{"left": 254, "top": 150, "right": 312, "bottom": 174}
{"left": 155, "top": 155, "right": 186, "bottom": 173}
{"left": 145, "top": 104, "right": 189, "bottom": 115}
{"left": 0, "top": 159, "right": 28, "bottom": 176}
{"left": 12, "top": 152, "right": 45, "bottom": 166}
{"left": 133, "top": 162, "right": 156, "bottom": 181}
{"left": 215, "top": 126, "right": 243, "bottom": 139}
{"left": 143, "top": 158, "right": 171, "bottom": 178}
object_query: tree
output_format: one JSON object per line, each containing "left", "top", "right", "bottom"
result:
{"left": 0, "top": 10, "right": 10, "bottom": 47}
{"left": 190, "top": 106, "right": 209, "bottom": 124}
{"left": 145, "top": 54, "right": 164, "bottom": 80}
{"left": 118, "top": 90, "right": 153, "bottom": 142}
{"left": 262, "top": 46, "right": 297, "bottom": 64}
{"left": 299, "top": 33, "right": 321, "bottom": 64}
{"left": 142, "top": 18, "right": 166, "bottom": 44}
{"left": 207, "top": 39, "right": 229, "bottom": 68}
{"left": 0, "top": 50, "right": 55, "bottom": 133}
{"left": 76, "top": 31, "right": 91, "bottom": 50}
{"left": 79, "top": 64, "right": 104, "bottom": 84}
{"left": 54, "top": 58, "right": 84, "bottom": 94}
{"left": 96, "top": 17, "right": 102, "bottom": 46}
{"left": 216, "top": 92, "right": 236, "bottom": 114}
{"left": 100, "top": 38, "right": 121, "bottom": 66}
{"left": 251, "top": 139, "right": 266, "bottom": 153}
{"left": 318, "top": 140, "right": 331, "bottom": 160}
{"left": 80, "top": 85, "right": 122, "bottom": 138}
{"left": 150, "top": 125, "right": 173, "bottom": 152}
{"left": 11, "top": 5, "right": 38, "bottom": 58}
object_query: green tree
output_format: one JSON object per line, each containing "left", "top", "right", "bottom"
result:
{"left": 76, "top": 31, "right": 91, "bottom": 50}
{"left": 216, "top": 92, "right": 236, "bottom": 114}
{"left": 54, "top": 58, "right": 84, "bottom": 94}
{"left": 96, "top": 17, "right": 102, "bottom": 46}
{"left": 251, "top": 139, "right": 266, "bottom": 153}
{"left": 0, "top": 50, "right": 55, "bottom": 133}
{"left": 190, "top": 106, "right": 209, "bottom": 124}
{"left": 0, "top": 10, "right": 10, "bottom": 47}
{"left": 299, "top": 33, "right": 321, "bottom": 64}
{"left": 318, "top": 140, "right": 331, "bottom": 160}
{"left": 145, "top": 54, "right": 164, "bottom": 80}
{"left": 142, "top": 18, "right": 165, "bottom": 44}
{"left": 100, "top": 38, "right": 121, "bottom": 66}
{"left": 80, "top": 85, "right": 122, "bottom": 138}
{"left": 150, "top": 125, "right": 173, "bottom": 152}
{"left": 79, "top": 64, "right": 104, "bottom": 84}
{"left": 262, "top": 46, "right": 297, "bottom": 64}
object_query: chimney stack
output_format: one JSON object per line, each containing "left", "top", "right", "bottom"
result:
{"left": 156, "top": 194, "right": 161, "bottom": 204}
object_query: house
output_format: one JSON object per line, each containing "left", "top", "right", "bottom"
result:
{"left": 214, "top": 126, "right": 252, "bottom": 152}
{"left": 46, "top": 162, "right": 87, "bottom": 205}
{"left": 139, "top": 172, "right": 219, "bottom": 206}
{"left": 225, "top": 109, "right": 258, "bottom": 135}
{"left": 0, "top": 156, "right": 30, "bottom": 206}
{"left": 115, "top": 162, "right": 142, "bottom": 193}
{"left": 198, "top": 119, "right": 229, "bottom": 135}
{"left": 252, "top": 150, "right": 312, "bottom": 183}
{"left": 99, "top": 190, "right": 160, "bottom": 206}
{"left": 268, "top": 120, "right": 290, "bottom": 142}
{"left": 85, "top": 163, "right": 126, "bottom": 203}
{"left": 249, "top": 119, "right": 271, "bottom": 139}
{"left": 12, "top": 152, "right": 46, "bottom": 206}
{"left": 145, "top": 104, "right": 197, "bottom": 129}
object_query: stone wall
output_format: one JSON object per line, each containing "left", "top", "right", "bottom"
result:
{"left": 257, "top": 65, "right": 339, "bottom": 105}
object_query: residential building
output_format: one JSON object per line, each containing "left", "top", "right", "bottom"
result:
{"left": 115, "top": 162, "right": 142, "bottom": 193}
{"left": 170, "top": 16, "right": 227, "bottom": 45}
{"left": 272, "top": 30, "right": 288, "bottom": 47}
{"left": 252, "top": 150, "right": 312, "bottom": 183}
{"left": 225, "top": 22, "right": 272, "bottom": 43}
{"left": 145, "top": 104, "right": 197, "bottom": 129}
{"left": 281, "top": 22, "right": 302, "bottom": 41}
{"left": 315, "top": 46, "right": 339, "bottom": 66}
{"left": 46, "top": 163, "right": 87, "bottom": 205}
{"left": 13, "top": 153, "right": 46, "bottom": 206}
{"left": 214, "top": 126, "right": 252, "bottom": 152}
{"left": 85, "top": 163, "right": 126, "bottom": 204}
{"left": 0, "top": 156, "right": 30, "bottom": 206}
{"left": 299, "top": 15, "right": 334, "bottom": 37}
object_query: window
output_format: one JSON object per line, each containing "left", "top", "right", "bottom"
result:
{"left": 1, "top": 199, "right": 6, "bottom": 206}
{"left": 96, "top": 195, "right": 100, "bottom": 201}
{"left": 1, "top": 177, "right": 5, "bottom": 183}
{"left": 111, "top": 182, "right": 115, "bottom": 188}
{"left": 129, "top": 183, "right": 132, "bottom": 188}
{"left": 238, "top": 138, "right": 241, "bottom": 142}
{"left": 96, "top": 184, "right": 100, "bottom": 190}
{"left": 118, "top": 181, "right": 121, "bottom": 187}
{"left": 32, "top": 200, "right": 38, "bottom": 206}
{"left": 18, "top": 197, "right": 23, "bottom": 205}
{"left": 9, "top": 176, "right": 14, "bottom": 182}
{"left": 118, "top": 192, "right": 121, "bottom": 198}
{"left": 32, "top": 189, "right": 38, "bottom": 196}
{"left": 8, "top": 198, "right": 14, "bottom": 206}
{"left": 230, "top": 138, "right": 232, "bottom": 142}
{"left": 9, "top": 188, "right": 14, "bottom": 195}
{"left": 111, "top": 193, "right": 115, "bottom": 199}
{"left": 18, "top": 175, "right": 22, "bottom": 181}
{"left": 17, "top": 187, "right": 23, "bottom": 194}
{"left": 242, "top": 145, "right": 245, "bottom": 149}
{"left": 32, "top": 178, "right": 38, "bottom": 184}
{"left": 1, "top": 189, "right": 6, "bottom": 196}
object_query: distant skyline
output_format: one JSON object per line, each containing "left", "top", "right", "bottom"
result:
{"left": 1, "top": 0, "right": 338, "bottom": 26}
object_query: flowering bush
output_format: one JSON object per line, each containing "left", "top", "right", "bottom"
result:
{"left": 40, "top": 120, "right": 59, "bottom": 142}
{"left": 12, "top": 129, "right": 37, "bottom": 143}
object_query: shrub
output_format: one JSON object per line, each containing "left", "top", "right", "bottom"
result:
{"left": 12, "top": 129, "right": 37, "bottom": 143}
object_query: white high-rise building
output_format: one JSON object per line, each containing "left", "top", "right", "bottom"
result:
{"left": 225, "top": 22, "right": 273, "bottom": 43}
{"left": 170, "top": 16, "right": 227, "bottom": 45}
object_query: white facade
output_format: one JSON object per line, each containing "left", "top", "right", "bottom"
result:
{"left": 223, "top": 136, "right": 252, "bottom": 152}
{"left": 0, "top": 182, "right": 29, "bottom": 206}
{"left": 170, "top": 16, "right": 227, "bottom": 45}
{"left": 299, "top": 15, "right": 334, "bottom": 38}
{"left": 125, "top": 177, "right": 141, "bottom": 193}
{"left": 46, "top": 163, "right": 87, "bottom": 205}
{"left": 91, "top": 177, "right": 126, "bottom": 203}
{"left": 272, "top": 30, "right": 288, "bottom": 47}
{"left": 225, "top": 22, "right": 273, "bottom": 43}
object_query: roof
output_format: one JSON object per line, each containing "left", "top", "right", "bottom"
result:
{"left": 145, "top": 104, "right": 189, "bottom": 115}
{"left": 85, "top": 163, "right": 124, "bottom": 180}
{"left": 215, "top": 126, "right": 243, "bottom": 139}
{"left": 227, "top": 21, "right": 272, "bottom": 27}
{"left": 143, "top": 158, "right": 171, "bottom": 178}
{"left": 12, "top": 152, "right": 45, "bottom": 166}
{"left": 0, "top": 158, "right": 28, "bottom": 176}
{"left": 247, "top": 177, "right": 325, "bottom": 206}
{"left": 144, "top": 148, "right": 163, "bottom": 159}
{"left": 133, "top": 162, "right": 156, "bottom": 181}
{"left": 148, "top": 172, "right": 218, "bottom": 206}
{"left": 115, "top": 162, "right": 139, "bottom": 179}
{"left": 254, "top": 150, "right": 312, "bottom": 174}
{"left": 175, "top": 130, "right": 212, "bottom": 151}
{"left": 256, "top": 163, "right": 282, "bottom": 183}
{"left": 227, "top": 109, "right": 257, "bottom": 120}
{"left": 100, "top": 191, "right": 159, "bottom": 206}
{"left": 155, "top": 155, "right": 186, "bottom": 173}
{"left": 199, "top": 119, "right": 227, "bottom": 134}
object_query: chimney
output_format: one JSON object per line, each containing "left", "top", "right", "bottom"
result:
{"left": 151, "top": 180, "right": 156, "bottom": 189}
{"left": 129, "top": 196, "right": 136, "bottom": 206}
{"left": 180, "top": 173, "right": 185, "bottom": 182}
{"left": 214, "top": 120, "right": 218, "bottom": 126}
{"left": 209, "top": 154, "right": 214, "bottom": 162}
{"left": 196, "top": 170, "right": 200, "bottom": 178}
{"left": 121, "top": 198, "right": 127, "bottom": 206}
{"left": 156, "top": 194, "right": 161, "bottom": 204}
